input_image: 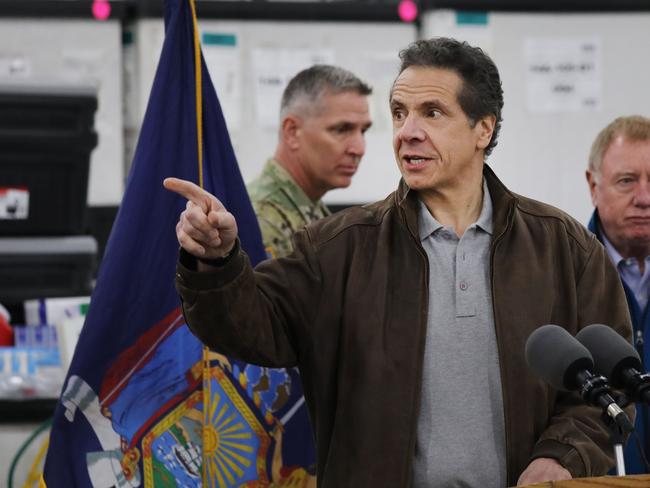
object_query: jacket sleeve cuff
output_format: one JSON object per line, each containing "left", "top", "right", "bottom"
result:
{"left": 530, "top": 439, "right": 586, "bottom": 478}
{"left": 176, "top": 239, "right": 247, "bottom": 290}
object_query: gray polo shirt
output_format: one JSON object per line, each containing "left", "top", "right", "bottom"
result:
{"left": 412, "top": 181, "right": 506, "bottom": 488}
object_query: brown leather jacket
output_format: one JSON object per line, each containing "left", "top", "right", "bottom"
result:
{"left": 176, "top": 165, "right": 633, "bottom": 487}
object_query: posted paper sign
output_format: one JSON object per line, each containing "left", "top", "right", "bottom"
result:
{"left": 252, "top": 48, "right": 335, "bottom": 128}
{"left": 525, "top": 38, "right": 602, "bottom": 112}
{"left": 201, "top": 31, "right": 243, "bottom": 131}
{"left": 0, "top": 186, "right": 29, "bottom": 219}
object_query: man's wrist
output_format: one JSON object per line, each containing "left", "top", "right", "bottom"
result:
{"left": 196, "top": 243, "right": 237, "bottom": 267}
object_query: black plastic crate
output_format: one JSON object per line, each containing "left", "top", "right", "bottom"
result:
{"left": 0, "top": 84, "right": 98, "bottom": 235}
{"left": 0, "top": 84, "right": 97, "bottom": 141}
{"left": 0, "top": 236, "right": 96, "bottom": 304}
{"left": 0, "top": 144, "right": 94, "bottom": 235}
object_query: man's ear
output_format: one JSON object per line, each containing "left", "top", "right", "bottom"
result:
{"left": 476, "top": 114, "right": 496, "bottom": 151}
{"left": 586, "top": 170, "right": 599, "bottom": 207}
{"left": 281, "top": 115, "right": 302, "bottom": 150}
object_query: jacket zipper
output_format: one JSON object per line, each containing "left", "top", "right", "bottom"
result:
{"left": 489, "top": 200, "right": 516, "bottom": 485}
{"left": 398, "top": 203, "right": 430, "bottom": 488}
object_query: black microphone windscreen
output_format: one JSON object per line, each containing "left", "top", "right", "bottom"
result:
{"left": 576, "top": 323, "right": 641, "bottom": 388}
{"left": 525, "top": 324, "right": 594, "bottom": 391}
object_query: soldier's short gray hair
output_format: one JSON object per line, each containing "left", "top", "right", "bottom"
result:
{"left": 280, "top": 65, "right": 372, "bottom": 120}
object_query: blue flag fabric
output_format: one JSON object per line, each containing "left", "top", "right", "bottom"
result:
{"left": 43, "top": 0, "right": 315, "bottom": 485}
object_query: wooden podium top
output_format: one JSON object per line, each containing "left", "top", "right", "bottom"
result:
{"left": 520, "top": 474, "right": 650, "bottom": 487}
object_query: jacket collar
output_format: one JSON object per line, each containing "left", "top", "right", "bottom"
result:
{"left": 395, "top": 163, "right": 517, "bottom": 240}
{"left": 587, "top": 209, "right": 602, "bottom": 241}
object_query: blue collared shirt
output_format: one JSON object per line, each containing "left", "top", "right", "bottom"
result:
{"left": 601, "top": 233, "right": 650, "bottom": 313}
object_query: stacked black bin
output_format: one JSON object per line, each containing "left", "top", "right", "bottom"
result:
{"left": 0, "top": 84, "right": 99, "bottom": 308}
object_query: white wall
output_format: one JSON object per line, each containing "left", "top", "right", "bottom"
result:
{"left": 0, "top": 19, "right": 124, "bottom": 206}
{"left": 124, "top": 19, "right": 417, "bottom": 206}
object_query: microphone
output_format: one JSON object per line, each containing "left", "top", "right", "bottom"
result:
{"left": 576, "top": 323, "right": 650, "bottom": 405}
{"left": 525, "top": 324, "right": 633, "bottom": 434}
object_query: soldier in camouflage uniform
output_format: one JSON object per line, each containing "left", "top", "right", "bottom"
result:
{"left": 247, "top": 65, "right": 373, "bottom": 258}
{"left": 242, "top": 65, "right": 372, "bottom": 483}
{"left": 248, "top": 159, "right": 331, "bottom": 258}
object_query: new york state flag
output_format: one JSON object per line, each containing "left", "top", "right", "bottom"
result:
{"left": 42, "top": 0, "right": 315, "bottom": 485}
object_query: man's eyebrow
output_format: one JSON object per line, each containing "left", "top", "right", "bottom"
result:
{"left": 327, "top": 121, "right": 370, "bottom": 130}
{"left": 388, "top": 98, "right": 451, "bottom": 112}
{"left": 612, "top": 170, "right": 638, "bottom": 177}
{"left": 327, "top": 121, "right": 351, "bottom": 129}
{"left": 420, "top": 99, "right": 450, "bottom": 112}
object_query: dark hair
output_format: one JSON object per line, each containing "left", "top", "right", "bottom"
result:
{"left": 280, "top": 64, "right": 372, "bottom": 119}
{"left": 398, "top": 37, "right": 504, "bottom": 156}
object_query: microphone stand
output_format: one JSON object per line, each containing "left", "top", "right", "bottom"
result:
{"left": 616, "top": 374, "right": 650, "bottom": 473}
{"left": 602, "top": 392, "right": 633, "bottom": 476}
{"left": 577, "top": 372, "right": 633, "bottom": 476}
{"left": 609, "top": 416, "right": 627, "bottom": 476}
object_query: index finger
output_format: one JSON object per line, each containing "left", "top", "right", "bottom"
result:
{"left": 164, "top": 177, "right": 222, "bottom": 214}
{"left": 163, "top": 177, "right": 205, "bottom": 201}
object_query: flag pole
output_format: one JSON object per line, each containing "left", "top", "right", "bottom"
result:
{"left": 188, "top": 0, "right": 203, "bottom": 189}
{"left": 187, "top": 0, "right": 212, "bottom": 482}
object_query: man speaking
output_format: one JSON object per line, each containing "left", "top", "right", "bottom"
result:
{"left": 165, "top": 38, "right": 632, "bottom": 486}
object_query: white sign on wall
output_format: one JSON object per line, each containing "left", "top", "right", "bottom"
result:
{"left": 201, "top": 31, "right": 243, "bottom": 131}
{"left": 251, "top": 48, "right": 335, "bottom": 128}
{"left": 524, "top": 37, "right": 602, "bottom": 112}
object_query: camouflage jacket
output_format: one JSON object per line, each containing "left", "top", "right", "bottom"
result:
{"left": 247, "top": 159, "right": 330, "bottom": 259}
